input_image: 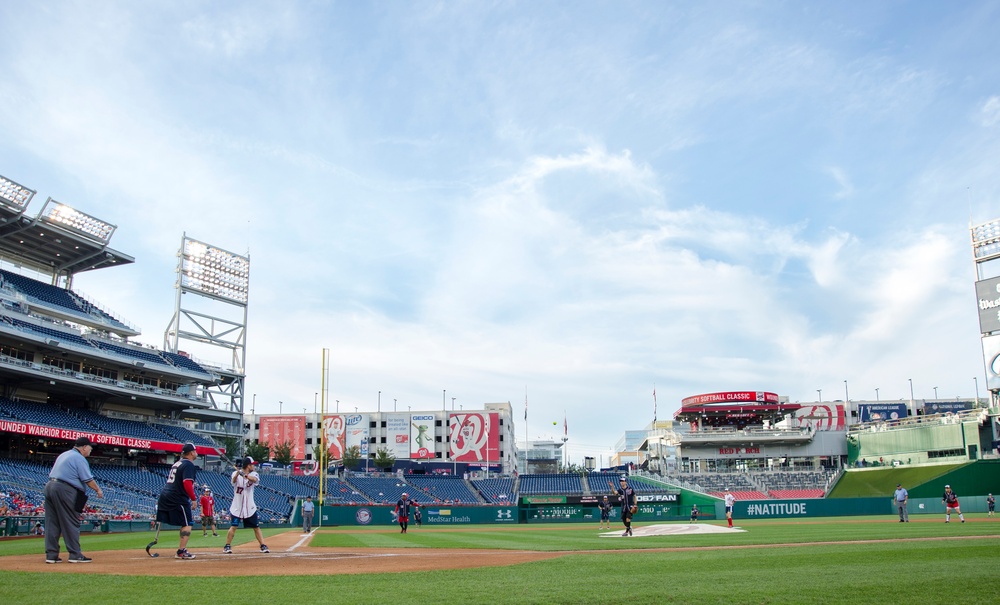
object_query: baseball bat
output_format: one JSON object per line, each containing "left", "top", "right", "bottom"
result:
{"left": 145, "top": 522, "right": 162, "bottom": 557}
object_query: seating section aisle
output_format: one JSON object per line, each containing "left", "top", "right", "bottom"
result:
{"left": 293, "top": 475, "right": 358, "bottom": 502}
{"left": 347, "top": 476, "right": 416, "bottom": 504}
{"left": 471, "top": 477, "right": 515, "bottom": 502}
{"left": 405, "top": 475, "right": 480, "bottom": 503}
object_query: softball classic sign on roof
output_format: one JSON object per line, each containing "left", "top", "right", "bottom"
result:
{"left": 0, "top": 419, "right": 221, "bottom": 455}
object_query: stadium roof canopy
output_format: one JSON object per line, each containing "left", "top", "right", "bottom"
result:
{"left": 0, "top": 176, "right": 133, "bottom": 277}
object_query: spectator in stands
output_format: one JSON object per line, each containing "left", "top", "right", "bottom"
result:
{"left": 32, "top": 521, "right": 44, "bottom": 535}
{"left": 598, "top": 496, "right": 612, "bottom": 529}
{"left": 893, "top": 484, "right": 909, "bottom": 522}
{"left": 301, "top": 496, "right": 314, "bottom": 533}
{"left": 942, "top": 485, "right": 965, "bottom": 523}
{"left": 724, "top": 488, "right": 736, "bottom": 528}
{"left": 44, "top": 436, "right": 104, "bottom": 564}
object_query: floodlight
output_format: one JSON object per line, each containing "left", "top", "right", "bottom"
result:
{"left": 972, "top": 218, "right": 1000, "bottom": 261}
{"left": 40, "top": 198, "right": 116, "bottom": 243}
{"left": 178, "top": 236, "right": 250, "bottom": 305}
{"left": 0, "top": 174, "right": 35, "bottom": 211}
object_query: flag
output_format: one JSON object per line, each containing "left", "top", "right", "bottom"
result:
{"left": 524, "top": 388, "right": 528, "bottom": 421}
{"left": 653, "top": 386, "right": 657, "bottom": 422}
{"left": 563, "top": 412, "right": 567, "bottom": 436}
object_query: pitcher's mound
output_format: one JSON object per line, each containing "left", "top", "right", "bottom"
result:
{"left": 600, "top": 524, "right": 746, "bottom": 537}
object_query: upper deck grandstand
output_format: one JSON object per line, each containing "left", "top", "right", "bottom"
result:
{"left": 0, "top": 172, "right": 243, "bottom": 481}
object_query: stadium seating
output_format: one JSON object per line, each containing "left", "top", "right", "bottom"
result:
{"left": 152, "top": 423, "right": 217, "bottom": 447}
{"left": 405, "top": 474, "right": 481, "bottom": 503}
{"left": 518, "top": 473, "right": 583, "bottom": 495}
{"left": 471, "top": 477, "right": 515, "bottom": 502}
{"left": 0, "top": 397, "right": 98, "bottom": 431}
{"left": 347, "top": 476, "right": 419, "bottom": 504}
{"left": 0, "top": 269, "right": 132, "bottom": 332}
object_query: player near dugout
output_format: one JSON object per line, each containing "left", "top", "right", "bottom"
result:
{"left": 223, "top": 457, "right": 269, "bottom": 554}
{"left": 155, "top": 443, "right": 199, "bottom": 560}
{"left": 199, "top": 485, "right": 219, "bottom": 537}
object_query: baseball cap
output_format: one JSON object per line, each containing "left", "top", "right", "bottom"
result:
{"left": 945, "top": 484, "right": 950, "bottom": 488}
{"left": 402, "top": 492, "right": 408, "bottom": 497}
{"left": 181, "top": 443, "right": 196, "bottom": 454}
{"left": 203, "top": 484, "right": 211, "bottom": 491}
{"left": 74, "top": 436, "right": 93, "bottom": 447}
{"left": 243, "top": 456, "right": 256, "bottom": 466}
{"left": 619, "top": 476, "right": 627, "bottom": 482}
{"left": 896, "top": 483, "right": 901, "bottom": 487}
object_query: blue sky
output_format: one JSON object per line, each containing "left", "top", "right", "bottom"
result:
{"left": 1, "top": 2, "right": 998, "bottom": 465}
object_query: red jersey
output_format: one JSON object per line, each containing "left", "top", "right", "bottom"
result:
{"left": 199, "top": 494, "right": 215, "bottom": 517}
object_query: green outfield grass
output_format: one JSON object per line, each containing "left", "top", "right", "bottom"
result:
{"left": 2, "top": 518, "right": 997, "bottom": 605}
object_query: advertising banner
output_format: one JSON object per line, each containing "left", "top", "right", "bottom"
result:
{"left": 857, "top": 403, "right": 908, "bottom": 422}
{"left": 984, "top": 333, "right": 1000, "bottom": 390}
{"left": 292, "top": 460, "right": 320, "bottom": 476}
{"left": 449, "top": 412, "right": 499, "bottom": 462}
{"left": 384, "top": 413, "right": 411, "bottom": 459}
{"left": 791, "top": 404, "right": 846, "bottom": 431}
{"left": 925, "top": 401, "right": 973, "bottom": 415}
{"left": 975, "top": 276, "right": 1000, "bottom": 334}
{"left": 410, "top": 414, "right": 436, "bottom": 459}
{"left": 0, "top": 420, "right": 221, "bottom": 455}
{"left": 322, "top": 414, "right": 369, "bottom": 459}
{"left": 259, "top": 416, "right": 306, "bottom": 460}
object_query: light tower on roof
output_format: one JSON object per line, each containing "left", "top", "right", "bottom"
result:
{"left": 164, "top": 234, "right": 250, "bottom": 420}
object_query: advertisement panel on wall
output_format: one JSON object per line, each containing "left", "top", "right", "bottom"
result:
{"left": 449, "top": 412, "right": 499, "bottom": 462}
{"left": 384, "top": 413, "right": 411, "bottom": 459}
{"left": 857, "top": 403, "right": 908, "bottom": 422}
{"left": 321, "top": 414, "right": 369, "bottom": 459}
{"left": 925, "top": 401, "right": 973, "bottom": 414}
{"left": 259, "top": 416, "right": 306, "bottom": 460}
{"left": 984, "top": 333, "right": 1000, "bottom": 391}
{"left": 975, "top": 276, "right": 1000, "bottom": 335}
{"left": 410, "top": 414, "right": 436, "bottom": 459}
{"left": 791, "top": 404, "right": 846, "bottom": 431}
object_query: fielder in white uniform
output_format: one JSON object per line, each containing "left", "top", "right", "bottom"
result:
{"left": 724, "top": 488, "right": 736, "bottom": 528}
{"left": 223, "top": 457, "right": 269, "bottom": 554}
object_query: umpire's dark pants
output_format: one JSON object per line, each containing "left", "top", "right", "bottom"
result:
{"left": 44, "top": 480, "right": 83, "bottom": 559}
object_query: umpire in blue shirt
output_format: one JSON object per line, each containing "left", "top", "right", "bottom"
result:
{"left": 44, "top": 436, "right": 104, "bottom": 563}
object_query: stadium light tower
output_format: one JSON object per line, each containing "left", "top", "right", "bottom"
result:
{"left": 164, "top": 234, "right": 250, "bottom": 421}
{"left": 0, "top": 174, "right": 36, "bottom": 211}
{"left": 971, "top": 218, "right": 1000, "bottom": 410}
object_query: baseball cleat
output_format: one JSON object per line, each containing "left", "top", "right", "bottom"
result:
{"left": 175, "top": 549, "right": 196, "bottom": 560}
{"left": 260, "top": 544, "right": 269, "bottom": 553}
{"left": 223, "top": 544, "right": 232, "bottom": 554}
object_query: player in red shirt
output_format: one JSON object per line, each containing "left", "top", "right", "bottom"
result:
{"left": 198, "top": 485, "right": 219, "bottom": 537}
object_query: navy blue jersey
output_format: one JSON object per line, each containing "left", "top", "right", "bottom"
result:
{"left": 616, "top": 485, "right": 637, "bottom": 509}
{"left": 942, "top": 490, "right": 959, "bottom": 505}
{"left": 158, "top": 458, "right": 197, "bottom": 508}
{"left": 395, "top": 497, "right": 418, "bottom": 517}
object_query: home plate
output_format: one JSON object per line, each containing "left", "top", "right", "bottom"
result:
{"left": 600, "top": 524, "right": 746, "bottom": 537}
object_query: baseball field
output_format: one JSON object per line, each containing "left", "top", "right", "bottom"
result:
{"left": 1, "top": 516, "right": 996, "bottom": 604}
